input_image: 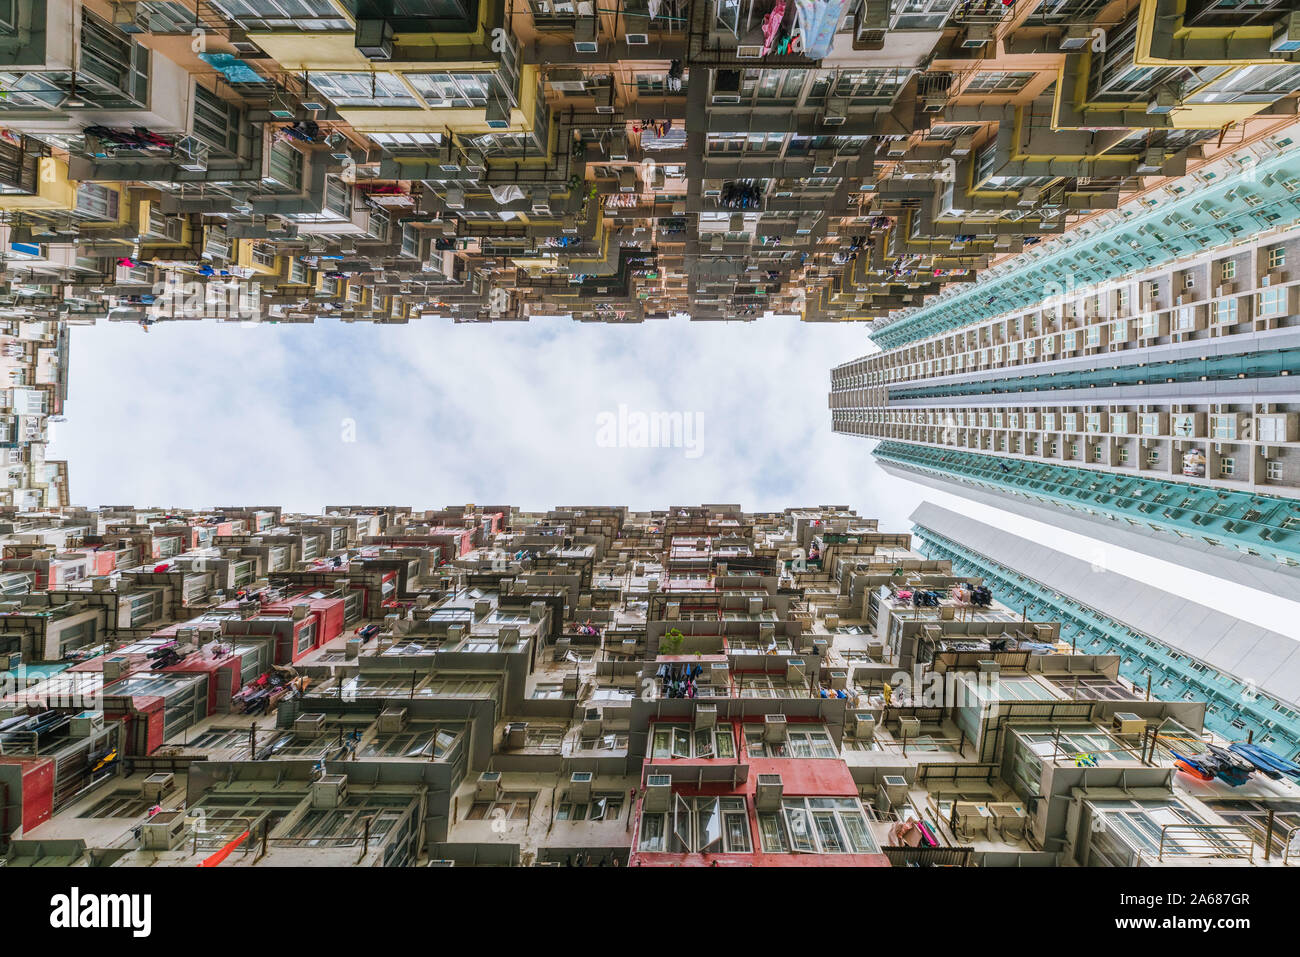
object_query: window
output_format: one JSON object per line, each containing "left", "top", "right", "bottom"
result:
{"left": 557, "top": 792, "right": 624, "bottom": 821}
{"left": 1219, "top": 457, "right": 1236, "bottom": 477}
{"left": 1213, "top": 298, "right": 1238, "bottom": 325}
{"left": 210, "top": 0, "right": 350, "bottom": 31}
{"left": 406, "top": 72, "right": 493, "bottom": 108}
{"left": 638, "top": 796, "right": 751, "bottom": 853}
{"left": 192, "top": 85, "right": 240, "bottom": 154}
{"left": 1266, "top": 461, "right": 1283, "bottom": 481}
{"left": 650, "top": 724, "right": 735, "bottom": 759}
{"left": 965, "top": 72, "right": 1035, "bottom": 93}
{"left": 75, "top": 183, "right": 119, "bottom": 221}
{"left": 1220, "top": 260, "right": 1236, "bottom": 281}
{"left": 265, "top": 142, "right": 303, "bottom": 190}
{"left": 1211, "top": 415, "right": 1239, "bottom": 440}
{"left": 466, "top": 790, "right": 534, "bottom": 821}
{"left": 295, "top": 620, "right": 317, "bottom": 654}
{"left": 1269, "top": 246, "right": 1287, "bottom": 270}
{"left": 756, "top": 798, "right": 876, "bottom": 854}
{"left": 78, "top": 11, "right": 151, "bottom": 107}
{"left": 1257, "top": 286, "right": 1286, "bottom": 316}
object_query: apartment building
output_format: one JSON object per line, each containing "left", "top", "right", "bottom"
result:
{"left": 0, "top": 1, "right": 1299, "bottom": 324}
{"left": 910, "top": 501, "right": 1300, "bottom": 761}
{"left": 0, "top": 320, "right": 68, "bottom": 510}
{"left": 831, "top": 123, "right": 1300, "bottom": 593}
{"left": 0, "top": 501, "right": 1296, "bottom": 867}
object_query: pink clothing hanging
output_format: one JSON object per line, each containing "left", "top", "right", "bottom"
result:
{"left": 761, "top": 0, "right": 787, "bottom": 55}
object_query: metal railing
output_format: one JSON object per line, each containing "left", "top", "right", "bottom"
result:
{"left": 1155, "top": 823, "right": 1256, "bottom": 863}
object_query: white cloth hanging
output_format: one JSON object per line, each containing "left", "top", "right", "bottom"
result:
{"left": 490, "top": 185, "right": 525, "bottom": 204}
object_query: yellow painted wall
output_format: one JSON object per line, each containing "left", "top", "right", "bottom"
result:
{"left": 0, "top": 158, "right": 77, "bottom": 212}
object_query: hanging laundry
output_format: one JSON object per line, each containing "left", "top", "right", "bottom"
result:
{"left": 761, "top": 0, "right": 787, "bottom": 56}
{"left": 198, "top": 52, "right": 265, "bottom": 85}
{"left": 794, "top": 0, "right": 852, "bottom": 60}
{"left": 490, "top": 184, "right": 525, "bottom": 204}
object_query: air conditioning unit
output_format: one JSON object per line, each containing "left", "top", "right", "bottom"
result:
{"left": 644, "top": 774, "right": 672, "bottom": 811}
{"left": 378, "top": 707, "right": 408, "bottom": 733}
{"left": 829, "top": 670, "right": 848, "bottom": 690}
{"left": 763, "top": 713, "right": 788, "bottom": 742}
{"left": 897, "top": 715, "right": 921, "bottom": 739}
{"left": 1059, "top": 24, "right": 1092, "bottom": 50}
{"left": 1137, "top": 148, "right": 1164, "bottom": 174}
{"left": 113, "top": 2, "right": 146, "bottom": 33}
{"left": 879, "top": 773, "right": 908, "bottom": 806}
{"left": 626, "top": 32, "right": 649, "bottom": 46}
{"left": 962, "top": 24, "right": 991, "bottom": 47}
{"left": 311, "top": 773, "right": 348, "bottom": 809}
{"left": 139, "top": 811, "right": 188, "bottom": 850}
{"left": 294, "top": 712, "right": 327, "bottom": 737}
{"left": 703, "top": 179, "right": 723, "bottom": 198}
{"left": 594, "top": 84, "right": 615, "bottom": 114}
{"left": 853, "top": 712, "right": 875, "bottom": 741}
{"left": 550, "top": 68, "right": 589, "bottom": 94}
{"left": 498, "top": 626, "right": 520, "bottom": 647}
{"left": 694, "top": 703, "right": 717, "bottom": 729}
{"left": 811, "top": 150, "right": 836, "bottom": 175}
{"left": 476, "top": 770, "right": 502, "bottom": 801}
{"left": 102, "top": 656, "right": 130, "bottom": 683}
{"left": 1112, "top": 712, "right": 1146, "bottom": 736}
{"left": 506, "top": 722, "right": 528, "bottom": 748}
{"left": 574, "top": 15, "right": 599, "bottom": 53}
{"left": 866, "top": 641, "right": 884, "bottom": 660}
{"left": 71, "top": 711, "right": 104, "bottom": 737}
{"left": 581, "top": 707, "right": 602, "bottom": 736}
{"left": 922, "top": 95, "right": 946, "bottom": 113}
{"left": 1272, "top": 11, "right": 1300, "bottom": 53}
{"left": 785, "top": 658, "right": 806, "bottom": 683}
{"left": 755, "top": 773, "right": 783, "bottom": 810}
{"left": 820, "top": 97, "right": 848, "bottom": 126}
{"left": 354, "top": 19, "right": 394, "bottom": 60}
{"left": 485, "top": 91, "right": 510, "bottom": 129}
{"left": 141, "top": 772, "right": 175, "bottom": 803}
{"left": 553, "top": 636, "right": 571, "bottom": 661}
{"left": 436, "top": 141, "right": 462, "bottom": 172}
{"left": 950, "top": 134, "right": 974, "bottom": 157}
{"left": 569, "top": 771, "right": 593, "bottom": 803}
{"left": 444, "top": 186, "right": 466, "bottom": 210}
{"left": 707, "top": 661, "right": 730, "bottom": 685}
{"left": 1146, "top": 87, "right": 1178, "bottom": 115}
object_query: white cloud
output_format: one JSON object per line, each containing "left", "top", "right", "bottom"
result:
{"left": 51, "top": 316, "right": 1297, "bottom": 633}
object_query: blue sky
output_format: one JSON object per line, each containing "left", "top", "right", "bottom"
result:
{"left": 49, "top": 315, "right": 1297, "bottom": 633}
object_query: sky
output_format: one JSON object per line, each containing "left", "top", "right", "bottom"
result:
{"left": 49, "top": 315, "right": 1297, "bottom": 634}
